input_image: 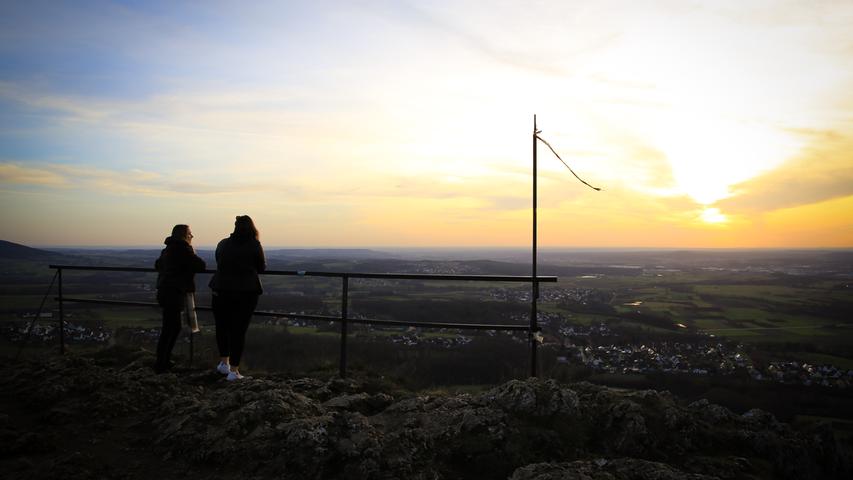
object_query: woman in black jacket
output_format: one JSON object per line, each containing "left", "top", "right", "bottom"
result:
{"left": 154, "top": 224, "right": 206, "bottom": 373}
{"left": 209, "top": 215, "right": 266, "bottom": 381}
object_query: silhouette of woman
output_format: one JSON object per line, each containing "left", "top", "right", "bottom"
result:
{"left": 154, "top": 224, "right": 206, "bottom": 373}
{"left": 209, "top": 215, "right": 266, "bottom": 381}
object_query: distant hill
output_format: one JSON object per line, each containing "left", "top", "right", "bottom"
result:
{"left": 265, "top": 248, "right": 394, "bottom": 260}
{"left": 0, "top": 240, "right": 60, "bottom": 260}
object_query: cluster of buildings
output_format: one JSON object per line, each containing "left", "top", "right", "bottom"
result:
{"left": 504, "top": 310, "right": 579, "bottom": 329}
{"left": 558, "top": 322, "right": 613, "bottom": 337}
{"left": 1, "top": 321, "right": 111, "bottom": 344}
{"left": 409, "top": 262, "right": 478, "bottom": 275}
{"left": 764, "top": 361, "right": 853, "bottom": 388}
{"left": 488, "top": 287, "right": 602, "bottom": 304}
{"left": 556, "top": 327, "right": 853, "bottom": 388}
{"left": 564, "top": 341, "right": 747, "bottom": 376}
{"left": 386, "top": 332, "right": 473, "bottom": 349}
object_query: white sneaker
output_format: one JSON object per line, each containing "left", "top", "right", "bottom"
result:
{"left": 216, "top": 362, "right": 230, "bottom": 375}
{"left": 226, "top": 371, "right": 247, "bottom": 381}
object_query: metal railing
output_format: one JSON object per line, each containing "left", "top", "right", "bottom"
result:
{"left": 40, "top": 264, "right": 557, "bottom": 377}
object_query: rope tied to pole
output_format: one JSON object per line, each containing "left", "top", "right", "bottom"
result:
{"left": 535, "top": 134, "right": 602, "bottom": 192}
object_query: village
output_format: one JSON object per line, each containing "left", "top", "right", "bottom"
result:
{"left": 489, "top": 286, "right": 605, "bottom": 304}
{"left": 2, "top": 319, "right": 111, "bottom": 344}
{"left": 5, "top": 308, "right": 851, "bottom": 389}
{"left": 554, "top": 322, "right": 853, "bottom": 389}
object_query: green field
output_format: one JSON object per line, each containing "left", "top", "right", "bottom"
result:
{"left": 567, "top": 271, "right": 853, "bottom": 347}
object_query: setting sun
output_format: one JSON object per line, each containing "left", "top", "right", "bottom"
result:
{"left": 700, "top": 208, "right": 728, "bottom": 224}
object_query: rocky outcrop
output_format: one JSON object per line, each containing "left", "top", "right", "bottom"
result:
{"left": 510, "top": 458, "right": 719, "bottom": 480}
{"left": 2, "top": 348, "right": 851, "bottom": 480}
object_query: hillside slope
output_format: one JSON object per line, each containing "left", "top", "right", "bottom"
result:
{"left": 0, "top": 240, "right": 58, "bottom": 260}
{"left": 1, "top": 348, "right": 850, "bottom": 480}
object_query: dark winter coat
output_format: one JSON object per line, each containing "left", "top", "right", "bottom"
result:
{"left": 155, "top": 237, "right": 207, "bottom": 298}
{"left": 208, "top": 233, "right": 266, "bottom": 294}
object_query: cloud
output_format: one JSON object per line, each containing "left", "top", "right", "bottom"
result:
{"left": 373, "top": 1, "right": 622, "bottom": 76}
{"left": 0, "top": 82, "right": 292, "bottom": 135}
{"left": 0, "top": 163, "right": 68, "bottom": 186}
{"left": 0, "top": 161, "right": 307, "bottom": 198}
{"left": 717, "top": 130, "right": 853, "bottom": 213}
{"left": 483, "top": 195, "right": 530, "bottom": 212}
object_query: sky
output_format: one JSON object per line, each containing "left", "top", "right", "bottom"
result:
{"left": 1, "top": 0, "right": 852, "bottom": 248}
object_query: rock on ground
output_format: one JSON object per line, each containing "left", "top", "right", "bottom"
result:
{"left": 2, "top": 347, "right": 851, "bottom": 480}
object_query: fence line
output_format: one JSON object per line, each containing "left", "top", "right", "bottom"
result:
{"left": 45, "top": 264, "right": 557, "bottom": 377}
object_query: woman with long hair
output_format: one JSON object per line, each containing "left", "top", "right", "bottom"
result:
{"left": 209, "top": 215, "right": 266, "bottom": 381}
{"left": 154, "top": 224, "right": 206, "bottom": 373}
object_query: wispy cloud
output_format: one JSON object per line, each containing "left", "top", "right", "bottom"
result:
{"left": 0, "top": 161, "right": 304, "bottom": 198}
{"left": 0, "top": 81, "right": 304, "bottom": 136}
{"left": 382, "top": 2, "right": 612, "bottom": 76}
{"left": 717, "top": 130, "right": 853, "bottom": 213}
{"left": 0, "top": 163, "right": 67, "bottom": 186}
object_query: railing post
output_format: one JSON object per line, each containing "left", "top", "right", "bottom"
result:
{"left": 189, "top": 328, "right": 194, "bottom": 367}
{"left": 531, "top": 278, "right": 538, "bottom": 378}
{"left": 58, "top": 267, "right": 65, "bottom": 355}
{"left": 339, "top": 275, "right": 349, "bottom": 378}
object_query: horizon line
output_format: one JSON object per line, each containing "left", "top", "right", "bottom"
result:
{"left": 30, "top": 244, "right": 853, "bottom": 252}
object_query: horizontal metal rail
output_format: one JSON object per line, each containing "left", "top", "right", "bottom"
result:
{"left": 56, "top": 296, "right": 529, "bottom": 331}
{"left": 48, "top": 264, "right": 557, "bottom": 377}
{"left": 48, "top": 264, "right": 557, "bottom": 283}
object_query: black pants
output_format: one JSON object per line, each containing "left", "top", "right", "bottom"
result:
{"left": 212, "top": 292, "right": 258, "bottom": 367}
{"left": 156, "top": 290, "right": 183, "bottom": 371}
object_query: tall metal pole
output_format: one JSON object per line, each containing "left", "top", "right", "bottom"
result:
{"left": 531, "top": 114, "right": 538, "bottom": 378}
{"left": 58, "top": 267, "right": 65, "bottom": 355}
{"left": 339, "top": 275, "right": 349, "bottom": 378}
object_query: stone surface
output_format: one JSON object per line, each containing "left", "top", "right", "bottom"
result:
{"left": 2, "top": 348, "right": 851, "bottom": 480}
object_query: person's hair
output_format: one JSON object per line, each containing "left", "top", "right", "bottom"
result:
{"left": 233, "top": 215, "right": 259, "bottom": 240}
{"left": 171, "top": 224, "right": 191, "bottom": 241}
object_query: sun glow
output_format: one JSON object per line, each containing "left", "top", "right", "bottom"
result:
{"left": 700, "top": 207, "right": 727, "bottom": 224}
{"left": 644, "top": 104, "right": 805, "bottom": 205}
{"left": 582, "top": 10, "right": 818, "bottom": 207}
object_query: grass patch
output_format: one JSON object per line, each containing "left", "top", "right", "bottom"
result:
{"left": 538, "top": 304, "right": 569, "bottom": 314}
{"left": 705, "top": 328, "right": 763, "bottom": 338}
{"left": 283, "top": 325, "right": 340, "bottom": 337}
{"left": 0, "top": 295, "right": 54, "bottom": 310}
{"left": 562, "top": 313, "right": 614, "bottom": 326}
{"left": 693, "top": 318, "right": 730, "bottom": 330}
{"left": 68, "top": 307, "right": 161, "bottom": 326}
{"left": 693, "top": 284, "right": 821, "bottom": 307}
